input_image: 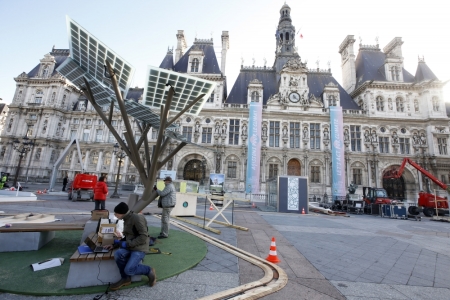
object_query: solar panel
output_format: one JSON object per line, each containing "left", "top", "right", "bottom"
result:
{"left": 144, "top": 66, "right": 216, "bottom": 115}
{"left": 65, "top": 16, "right": 135, "bottom": 95}
{"left": 57, "top": 57, "right": 114, "bottom": 105}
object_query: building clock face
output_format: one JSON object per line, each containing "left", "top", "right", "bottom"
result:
{"left": 289, "top": 92, "right": 300, "bottom": 103}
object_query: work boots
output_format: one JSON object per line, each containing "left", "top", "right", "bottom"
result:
{"left": 148, "top": 267, "right": 157, "bottom": 287}
{"left": 110, "top": 277, "right": 131, "bottom": 291}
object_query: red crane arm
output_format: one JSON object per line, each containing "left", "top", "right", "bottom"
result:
{"left": 394, "top": 158, "right": 448, "bottom": 191}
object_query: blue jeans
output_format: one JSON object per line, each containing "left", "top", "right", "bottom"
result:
{"left": 114, "top": 248, "right": 150, "bottom": 279}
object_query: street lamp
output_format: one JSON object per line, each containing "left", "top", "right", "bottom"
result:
{"left": 111, "top": 142, "right": 127, "bottom": 198}
{"left": 12, "top": 133, "right": 34, "bottom": 187}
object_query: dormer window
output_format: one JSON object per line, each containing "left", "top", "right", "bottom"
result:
{"left": 396, "top": 97, "right": 404, "bottom": 112}
{"left": 207, "top": 93, "right": 214, "bottom": 103}
{"left": 390, "top": 66, "right": 400, "bottom": 81}
{"left": 432, "top": 96, "right": 440, "bottom": 111}
{"left": 251, "top": 91, "right": 260, "bottom": 102}
{"left": 328, "top": 95, "right": 336, "bottom": 107}
{"left": 191, "top": 58, "right": 199, "bottom": 72}
{"left": 42, "top": 66, "right": 49, "bottom": 78}
{"left": 34, "top": 90, "right": 43, "bottom": 104}
{"left": 376, "top": 96, "right": 384, "bottom": 111}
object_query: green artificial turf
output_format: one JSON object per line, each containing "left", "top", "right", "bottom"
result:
{"left": 0, "top": 226, "right": 207, "bottom": 296}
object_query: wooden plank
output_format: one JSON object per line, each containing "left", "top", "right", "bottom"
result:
{"left": 193, "top": 215, "right": 249, "bottom": 231}
{"left": 172, "top": 216, "right": 221, "bottom": 234}
{"left": 70, "top": 250, "right": 82, "bottom": 262}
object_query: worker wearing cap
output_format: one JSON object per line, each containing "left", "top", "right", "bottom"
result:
{"left": 154, "top": 176, "right": 176, "bottom": 238}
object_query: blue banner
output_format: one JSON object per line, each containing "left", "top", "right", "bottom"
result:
{"left": 330, "top": 106, "right": 346, "bottom": 199}
{"left": 246, "top": 101, "right": 262, "bottom": 193}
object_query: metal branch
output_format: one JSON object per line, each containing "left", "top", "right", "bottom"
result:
{"left": 105, "top": 61, "right": 147, "bottom": 180}
{"left": 166, "top": 93, "right": 205, "bottom": 127}
{"left": 158, "top": 142, "right": 187, "bottom": 169}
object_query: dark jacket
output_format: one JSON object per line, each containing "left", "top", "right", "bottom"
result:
{"left": 157, "top": 183, "right": 177, "bottom": 208}
{"left": 121, "top": 211, "right": 149, "bottom": 253}
{"left": 93, "top": 181, "right": 108, "bottom": 201}
{"left": 63, "top": 177, "right": 68, "bottom": 185}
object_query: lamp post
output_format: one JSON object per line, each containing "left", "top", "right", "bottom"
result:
{"left": 200, "top": 157, "right": 206, "bottom": 186}
{"left": 111, "top": 142, "right": 127, "bottom": 198}
{"left": 12, "top": 133, "right": 34, "bottom": 188}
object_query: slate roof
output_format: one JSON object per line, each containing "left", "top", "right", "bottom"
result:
{"left": 173, "top": 44, "right": 221, "bottom": 74}
{"left": 226, "top": 69, "right": 277, "bottom": 105}
{"left": 126, "top": 87, "right": 144, "bottom": 102}
{"left": 159, "top": 50, "right": 174, "bottom": 70}
{"left": 355, "top": 50, "right": 415, "bottom": 89}
{"left": 308, "top": 73, "right": 360, "bottom": 110}
{"left": 226, "top": 68, "right": 360, "bottom": 109}
{"left": 28, "top": 49, "right": 69, "bottom": 77}
{"left": 415, "top": 61, "right": 438, "bottom": 83}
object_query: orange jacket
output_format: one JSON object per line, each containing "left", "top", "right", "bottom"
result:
{"left": 93, "top": 181, "right": 108, "bottom": 201}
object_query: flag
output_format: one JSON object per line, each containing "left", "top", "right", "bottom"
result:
{"left": 300, "top": 33, "right": 303, "bottom": 39}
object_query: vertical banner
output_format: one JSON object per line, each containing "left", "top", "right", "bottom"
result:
{"left": 330, "top": 106, "right": 346, "bottom": 199}
{"left": 246, "top": 101, "right": 262, "bottom": 193}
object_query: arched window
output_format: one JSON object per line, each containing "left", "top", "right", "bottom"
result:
{"left": 90, "top": 151, "right": 99, "bottom": 165}
{"left": 396, "top": 97, "right": 404, "bottom": 112}
{"left": 251, "top": 91, "right": 260, "bottom": 102}
{"left": 34, "top": 90, "right": 43, "bottom": 104}
{"left": 103, "top": 152, "right": 112, "bottom": 166}
{"left": 191, "top": 58, "right": 199, "bottom": 72}
{"left": 61, "top": 94, "right": 66, "bottom": 108}
{"left": 432, "top": 96, "right": 440, "bottom": 111}
{"left": 279, "top": 33, "right": 283, "bottom": 42}
{"left": 376, "top": 96, "right": 384, "bottom": 111}
{"left": 286, "top": 32, "right": 289, "bottom": 41}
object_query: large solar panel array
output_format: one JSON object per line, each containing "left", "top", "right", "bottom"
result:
{"left": 144, "top": 67, "right": 216, "bottom": 115}
{"left": 65, "top": 16, "right": 135, "bottom": 93}
{"left": 58, "top": 16, "right": 215, "bottom": 134}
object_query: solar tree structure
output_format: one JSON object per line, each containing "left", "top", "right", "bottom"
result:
{"left": 57, "top": 17, "right": 216, "bottom": 213}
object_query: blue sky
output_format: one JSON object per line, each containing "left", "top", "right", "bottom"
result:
{"left": 1, "top": 0, "right": 449, "bottom": 104}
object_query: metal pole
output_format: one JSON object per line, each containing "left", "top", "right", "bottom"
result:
{"left": 111, "top": 156, "right": 122, "bottom": 198}
{"left": 13, "top": 154, "right": 24, "bottom": 187}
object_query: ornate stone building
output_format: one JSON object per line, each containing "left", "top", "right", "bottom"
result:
{"left": 1, "top": 3, "right": 449, "bottom": 202}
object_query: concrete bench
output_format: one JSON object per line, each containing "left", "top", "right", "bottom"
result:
{"left": 65, "top": 233, "right": 141, "bottom": 289}
{"left": 0, "top": 223, "right": 85, "bottom": 252}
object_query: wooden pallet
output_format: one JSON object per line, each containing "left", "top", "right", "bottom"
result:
{"left": 431, "top": 216, "right": 450, "bottom": 222}
{"left": 0, "top": 223, "right": 85, "bottom": 233}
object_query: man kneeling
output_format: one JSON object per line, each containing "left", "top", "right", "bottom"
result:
{"left": 104, "top": 202, "right": 156, "bottom": 290}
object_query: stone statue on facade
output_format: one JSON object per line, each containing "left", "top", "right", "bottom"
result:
{"left": 303, "top": 127, "right": 308, "bottom": 138}
{"left": 344, "top": 129, "right": 350, "bottom": 141}
{"left": 282, "top": 126, "right": 288, "bottom": 137}
{"left": 392, "top": 131, "right": 399, "bottom": 144}
{"left": 323, "top": 128, "right": 330, "bottom": 140}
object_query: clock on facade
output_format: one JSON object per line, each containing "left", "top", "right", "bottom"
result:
{"left": 289, "top": 92, "right": 300, "bottom": 103}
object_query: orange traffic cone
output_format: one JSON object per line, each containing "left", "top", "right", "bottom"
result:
{"left": 252, "top": 202, "right": 256, "bottom": 208}
{"left": 266, "top": 237, "right": 281, "bottom": 264}
{"left": 209, "top": 203, "right": 214, "bottom": 210}
{"left": 302, "top": 208, "right": 305, "bottom": 214}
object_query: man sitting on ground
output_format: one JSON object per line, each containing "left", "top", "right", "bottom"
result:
{"left": 104, "top": 202, "right": 156, "bottom": 290}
